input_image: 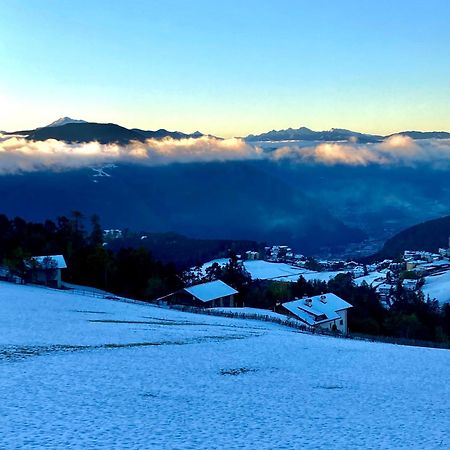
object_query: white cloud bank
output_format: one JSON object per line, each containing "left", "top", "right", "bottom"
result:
{"left": 1, "top": 133, "right": 450, "bottom": 174}
{"left": 272, "top": 135, "right": 450, "bottom": 168}
{"left": 0, "top": 134, "right": 263, "bottom": 174}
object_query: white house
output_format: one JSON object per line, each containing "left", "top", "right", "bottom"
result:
{"left": 28, "top": 255, "right": 67, "bottom": 288}
{"left": 282, "top": 293, "right": 352, "bottom": 334}
{"left": 376, "top": 283, "right": 392, "bottom": 297}
{"left": 162, "top": 280, "right": 238, "bottom": 308}
{"left": 352, "top": 266, "right": 365, "bottom": 278}
{"left": 402, "top": 278, "right": 418, "bottom": 291}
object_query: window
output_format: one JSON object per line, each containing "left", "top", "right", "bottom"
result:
{"left": 340, "top": 319, "right": 343, "bottom": 325}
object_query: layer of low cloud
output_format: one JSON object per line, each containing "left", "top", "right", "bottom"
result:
{"left": 1, "top": 133, "right": 450, "bottom": 174}
{"left": 0, "top": 134, "right": 263, "bottom": 174}
{"left": 272, "top": 135, "right": 450, "bottom": 168}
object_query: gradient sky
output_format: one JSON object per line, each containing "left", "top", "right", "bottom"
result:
{"left": 1, "top": 0, "right": 450, "bottom": 137}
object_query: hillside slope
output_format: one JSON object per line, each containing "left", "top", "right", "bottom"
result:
{"left": 1, "top": 282, "right": 449, "bottom": 448}
{"left": 375, "top": 215, "right": 450, "bottom": 259}
{"left": 0, "top": 162, "right": 363, "bottom": 253}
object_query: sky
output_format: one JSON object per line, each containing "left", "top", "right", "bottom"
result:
{"left": 1, "top": 0, "right": 450, "bottom": 137}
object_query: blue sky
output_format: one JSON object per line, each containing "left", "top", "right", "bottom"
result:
{"left": 1, "top": 0, "right": 450, "bottom": 137}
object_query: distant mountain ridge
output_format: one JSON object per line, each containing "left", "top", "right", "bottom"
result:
{"left": 385, "top": 131, "right": 450, "bottom": 140}
{"left": 3, "top": 117, "right": 450, "bottom": 144}
{"left": 246, "top": 127, "right": 383, "bottom": 143}
{"left": 13, "top": 120, "right": 206, "bottom": 144}
{"left": 245, "top": 127, "right": 450, "bottom": 142}
{"left": 28, "top": 123, "right": 145, "bottom": 144}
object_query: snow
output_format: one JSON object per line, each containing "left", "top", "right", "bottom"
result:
{"left": 242, "top": 260, "right": 311, "bottom": 280}
{"left": 1, "top": 281, "right": 449, "bottom": 449}
{"left": 45, "top": 117, "right": 87, "bottom": 127}
{"left": 301, "top": 270, "right": 345, "bottom": 282}
{"left": 200, "top": 259, "right": 344, "bottom": 283}
{"left": 185, "top": 280, "right": 238, "bottom": 302}
{"left": 212, "top": 307, "right": 289, "bottom": 320}
{"left": 30, "top": 254, "right": 67, "bottom": 269}
{"left": 354, "top": 271, "right": 386, "bottom": 287}
{"left": 423, "top": 270, "right": 450, "bottom": 304}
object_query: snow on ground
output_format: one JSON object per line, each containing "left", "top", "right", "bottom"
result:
{"left": 423, "top": 270, "right": 450, "bottom": 304}
{"left": 301, "top": 270, "right": 345, "bottom": 283}
{"left": 212, "top": 307, "right": 289, "bottom": 320}
{"left": 242, "top": 260, "right": 311, "bottom": 280}
{"left": 200, "top": 259, "right": 344, "bottom": 283}
{"left": 354, "top": 271, "right": 386, "bottom": 287}
{"left": 1, "top": 281, "right": 450, "bottom": 449}
{"left": 62, "top": 281, "right": 111, "bottom": 295}
{"left": 200, "top": 258, "right": 310, "bottom": 281}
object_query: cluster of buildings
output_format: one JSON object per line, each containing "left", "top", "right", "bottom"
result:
{"left": 371, "top": 241, "right": 450, "bottom": 306}
{"left": 264, "top": 245, "right": 292, "bottom": 261}
{"left": 246, "top": 245, "right": 370, "bottom": 279}
{"left": 103, "top": 229, "right": 123, "bottom": 239}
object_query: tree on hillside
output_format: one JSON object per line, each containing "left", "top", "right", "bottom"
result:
{"left": 89, "top": 214, "right": 103, "bottom": 247}
{"left": 221, "top": 252, "right": 251, "bottom": 293}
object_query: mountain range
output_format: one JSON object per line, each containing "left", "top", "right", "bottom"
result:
{"left": 245, "top": 127, "right": 450, "bottom": 142}
{"left": 4, "top": 117, "right": 450, "bottom": 144}
{"left": 1, "top": 117, "right": 450, "bottom": 255}
{"left": 5, "top": 118, "right": 206, "bottom": 144}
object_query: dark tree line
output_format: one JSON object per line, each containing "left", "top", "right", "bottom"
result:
{"left": 0, "top": 213, "right": 182, "bottom": 300}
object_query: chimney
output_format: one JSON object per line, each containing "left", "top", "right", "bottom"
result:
{"left": 320, "top": 294, "right": 327, "bottom": 304}
{"left": 305, "top": 297, "right": 312, "bottom": 307}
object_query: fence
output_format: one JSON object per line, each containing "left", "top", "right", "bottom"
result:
{"left": 167, "top": 304, "right": 450, "bottom": 349}
{"left": 26, "top": 282, "right": 450, "bottom": 350}
{"left": 63, "top": 287, "right": 152, "bottom": 307}
{"left": 170, "top": 304, "right": 339, "bottom": 336}
{"left": 63, "top": 288, "right": 107, "bottom": 299}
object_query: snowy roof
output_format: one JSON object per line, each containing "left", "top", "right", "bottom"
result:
{"left": 282, "top": 293, "right": 352, "bottom": 326}
{"left": 184, "top": 280, "right": 238, "bottom": 303}
{"left": 376, "top": 283, "right": 392, "bottom": 291}
{"left": 30, "top": 255, "right": 67, "bottom": 269}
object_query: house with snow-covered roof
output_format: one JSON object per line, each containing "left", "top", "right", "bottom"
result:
{"left": 162, "top": 280, "right": 238, "bottom": 308}
{"left": 27, "top": 255, "right": 67, "bottom": 288}
{"left": 281, "top": 293, "right": 352, "bottom": 334}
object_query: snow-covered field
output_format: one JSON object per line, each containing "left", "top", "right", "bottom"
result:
{"left": 212, "top": 307, "right": 289, "bottom": 320}
{"left": 423, "top": 270, "right": 450, "bottom": 304}
{"left": 1, "top": 281, "right": 449, "bottom": 449}
{"left": 200, "top": 259, "right": 344, "bottom": 283}
{"left": 354, "top": 271, "right": 386, "bottom": 287}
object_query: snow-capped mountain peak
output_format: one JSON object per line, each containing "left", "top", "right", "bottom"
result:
{"left": 45, "top": 117, "right": 88, "bottom": 128}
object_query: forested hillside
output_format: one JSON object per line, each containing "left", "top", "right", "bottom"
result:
{"left": 374, "top": 215, "right": 450, "bottom": 259}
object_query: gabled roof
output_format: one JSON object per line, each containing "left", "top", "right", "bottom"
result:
{"left": 30, "top": 255, "right": 67, "bottom": 269}
{"left": 184, "top": 280, "right": 238, "bottom": 303}
{"left": 282, "top": 293, "right": 352, "bottom": 326}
